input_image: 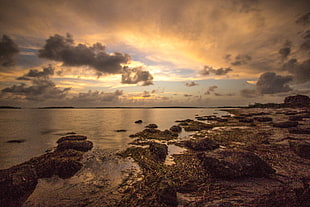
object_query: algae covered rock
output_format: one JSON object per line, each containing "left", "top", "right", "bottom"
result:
{"left": 56, "top": 135, "right": 87, "bottom": 144}
{"left": 289, "top": 141, "right": 310, "bottom": 159}
{"left": 184, "top": 138, "right": 219, "bottom": 151}
{"left": 0, "top": 165, "right": 38, "bottom": 207}
{"left": 149, "top": 142, "right": 168, "bottom": 162}
{"left": 56, "top": 140, "right": 93, "bottom": 152}
{"left": 273, "top": 121, "right": 298, "bottom": 128}
{"left": 145, "top": 123, "right": 158, "bottom": 128}
{"left": 198, "top": 150, "right": 275, "bottom": 179}
{"left": 170, "top": 125, "right": 182, "bottom": 133}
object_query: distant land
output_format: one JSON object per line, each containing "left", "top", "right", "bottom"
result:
{"left": 0, "top": 106, "right": 21, "bottom": 109}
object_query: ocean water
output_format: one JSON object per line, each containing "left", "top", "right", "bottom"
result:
{"left": 0, "top": 108, "right": 229, "bottom": 169}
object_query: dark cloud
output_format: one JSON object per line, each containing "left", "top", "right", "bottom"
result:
{"left": 214, "top": 92, "right": 235, "bottom": 97}
{"left": 142, "top": 91, "right": 151, "bottom": 98}
{"left": 279, "top": 47, "right": 291, "bottom": 60}
{"left": 205, "top": 85, "right": 218, "bottom": 95}
{"left": 282, "top": 58, "right": 310, "bottom": 83}
{"left": 240, "top": 89, "right": 257, "bottom": 98}
{"left": 296, "top": 11, "right": 310, "bottom": 25}
{"left": 121, "top": 66, "right": 154, "bottom": 86}
{"left": 256, "top": 72, "right": 293, "bottom": 94}
{"left": 185, "top": 81, "right": 198, "bottom": 87}
{"left": 201, "top": 66, "right": 233, "bottom": 76}
{"left": 2, "top": 78, "right": 70, "bottom": 101}
{"left": 17, "top": 65, "right": 54, "bottom": 80}
{"left": 38, "top": 34, "right": 131, "bottom": 74}
{"left": 300, "top": 30, "right": 310, "bottom": 52}
{"left": 231, "top": 54, "right": 252, "bottom": 66}
{"left": 71, "top": 90, "right": 123, "bottom": 103}
{"left": 0, "top": 35, "right": 19, "bottom": 66}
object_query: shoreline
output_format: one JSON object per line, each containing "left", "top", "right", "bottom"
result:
{"left": 1, "top": 106, "right": 310, "bottom": 206}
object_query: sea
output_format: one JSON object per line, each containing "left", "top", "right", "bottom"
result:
{"left": 0, "top": 108, "right": 231, "bottom": 206}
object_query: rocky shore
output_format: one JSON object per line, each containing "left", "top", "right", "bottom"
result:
{"left": 1, "top": 104, "right": 310, "bottom": 206}
{"left": 117, "top": 107, "right": 310, "bottom": 206}
{"left": 0, "top": 135, "right": 93, "bottom": 207}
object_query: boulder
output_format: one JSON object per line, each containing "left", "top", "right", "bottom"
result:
{"left": 272, "top": 121, "right": 298, "bottom": 128}
{"left": 56, "top": 140, "right": 93, "bottom": 152}
{"left": 198, "top": 150, "right": 275, "bottom": 179}
{"left": 0, "top": 165, "right": 38, "bottom": 207}
{"left": 56, "top": 135, "right": 87, "bottom": 144}
{"left": 289, "top": 141, "right": 310, "bottom": 159}
{"left": 184, "top": 138, "right": 219, "bottom": 151}
{"left": 288, "top": 116, "right": 304, "bottom": 121}
{"left": 170, "top": 125, "right": 182, "bottom": 133}
{"left": 149, "top": 142, "right": 168, "bottom": 162}
{"left": 239, "top": 118, "right": 254, "bottom": 123}
{"left": 135, "top": 120, "right": 143, "bottom": 124}
{"left": 145, "top": 123, "right": 158, "bottom": 128}
{"left": 6, "top": 139, "right": 26, "bottom": 143}
{"left": 115, "top": 129, "right": 127, "bottom": 132}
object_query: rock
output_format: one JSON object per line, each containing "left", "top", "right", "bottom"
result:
{"left": 135, "top": 120, "right": 143, "bottom": 124}
{"left": 115, "top": 129, "right": 127, "bottom": 132}
{"left": 158, "top": 179, "right": 178, "bottom": 207}
{"left": 56, "top": 140, "right": 93, "bottom": 152}
{"left": 179, "top": 120, "right": 213, "bottom": 131}
{"left": 170, "top": 125, "right": 182, "bottom": 133}
{"left": 288, "top": 116, "right": 304, "bottom": 121}
{"left": 254, "top": 117, "right": 273, "bottom": 122}
{"left": 6, "top": 139, "right": 26, "bottom": 143}
{"left": 198, "top": 150, "right": 275, "bottom": 179}
{"left": 184, "top": 138, "right": 219, "bottom": 151}
{"left": 239, "top": 118, "right": 254, "bottom": 123}
{"left": 149, "top": 142, "right": 168, "bottom": 162}
{"left": 56, "top": 135, "right": 87, "bottom": 144}
{"left": 289, "top": 128, "right": 310, "bottom": 134}
{"left": 0, "top": 165, "right": 38, "bottom": 207}
{"left": 289, "top": 141, "right": 310, "bottom": 159}
{"left": 145, "top": 123, "right": 158, "bottom": 128}
{"left": 272, "top": 121, "right": 298, "bottom": 128}
{"left": 284, "top": 94, "right": 310, "bottom": 106}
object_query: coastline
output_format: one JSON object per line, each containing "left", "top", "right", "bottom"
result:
{"left": 1, "top": 106, "right": 310, "bottom": 206}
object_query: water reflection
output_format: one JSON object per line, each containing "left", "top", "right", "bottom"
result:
{"left": 0, "top": 108, "right": 229, "bottom": 169}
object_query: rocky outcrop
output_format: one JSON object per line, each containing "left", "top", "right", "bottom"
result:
{"left": 289, "top": 127, "right": 310, "bottom": 134}
{"left": 145, "top": 123, "right": 158, "bottom": 128}
{"left": 284, "top": 95, "right": 310, "bottom": 106}
{"left": 198, "top": 150, "right": 275, "bottom": 179}
{"left": 0, "top": 135, "right": 93, "bottom": 207}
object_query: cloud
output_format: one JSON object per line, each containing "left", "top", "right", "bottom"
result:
{"left": 185, "top": 81, "right": 198, "bottom": 87}
{"left": 279, "top": 48, "right": 291, "bottom": 59}
{"left": 214, "top": 92, "right": 235, "bottom": 97}
{"left": 282, "top": 58, "right": 310, "bottom": 83}
{"left": 38, "top": 34, "right": 131, "bottom": 74}
{"left": 2, "top": 78, "right": 70, "bottom": 101}
{"left": 205, "top": 85, "right": 218, "bottom": 95}
{"left": 240, "top": 89, "right": 258, "bottom": 98}
{"left": 256, "top": 72, "right": 293, "bottom": 94}
{"left": 300, "top": 30, "right": 310, "bottom": 52}
{"left": 121, "top": 66, "right": 154, "bottom": 86}
{"left": 201, "top": 66, "right": 233, "bottom": 76}
{"left": 231, "top": 54, "right": 252, "bottom": 66}
{"left": 71, "top": 90, "right": 123, "bottom": 103}
{"left": 17, "top": 65, "right": 54, "bottom": 80}
{"left": 142, "top": 91, "right": 151, "bottom": 98}
{"left": 296, "top": 11, "right": 310, "bottom": 25}
{"left": 0, "top": 35, "right": 19, "bottom": 66}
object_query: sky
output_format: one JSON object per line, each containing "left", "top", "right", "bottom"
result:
{"left": 0, "top": 0, "right": 309, "bottom": 107}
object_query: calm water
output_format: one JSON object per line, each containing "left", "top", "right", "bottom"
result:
{"left": 0, "top": 108, "right": 229, "bottom": 169}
